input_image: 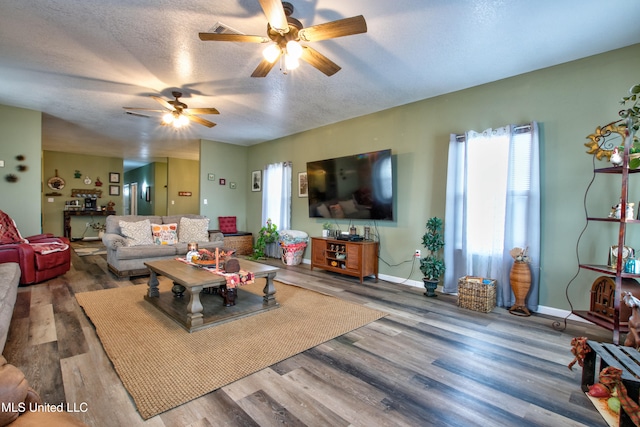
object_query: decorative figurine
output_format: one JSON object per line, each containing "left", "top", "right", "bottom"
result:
{"left": 610, "top": 146, "right": 624, "bottom": 167}
{"left": 624, "top": 292, "right": 640, "bottom": 349}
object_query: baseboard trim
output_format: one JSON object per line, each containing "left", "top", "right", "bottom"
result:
{"left": 302, "top": 260, "right": 592, "bottom": 324}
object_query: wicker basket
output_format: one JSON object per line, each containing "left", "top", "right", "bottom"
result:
{"left": 457, "top": 276, "right": 497, "bottom": 313}
{"left": 223, "top": 234, "right": 253, "bottom": 255}
{"left": 281, "top": 242, "right": 307, "bottom": 265}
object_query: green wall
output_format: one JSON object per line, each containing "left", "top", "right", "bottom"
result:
{"left": 199, "top": 140, "right": 249, "bottom": 231}
{"left": 125, "top": 163, "right": 156, "bottom": 216}
{"left": 241, "top": 43, "right": 640, "bottom": 312}
{"left": 0, "top": 106, "right": 42, "bottom": 236}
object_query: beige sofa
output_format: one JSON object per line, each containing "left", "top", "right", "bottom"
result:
{"left": 102, "top": 214, "right": 224, "bottom": 278}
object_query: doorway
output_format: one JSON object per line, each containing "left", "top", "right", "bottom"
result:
{"left": 128, "top": 182, "right": 138, "bottom": 215}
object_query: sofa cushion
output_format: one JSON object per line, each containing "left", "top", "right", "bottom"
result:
{"left": 106, "top": 215, "right": 161, "bottom": 235}
{"left": 218, "top": 216, "right": 237, "bottom": 234}
{"left": 119, "top": 219, "right": 154, "bottom": 246}
{"left": 151, "top": 223, "right": 178, "bottom": 245}
{"left": 178, "top": 217, "right": 210, "bottom": 242}
{"left": 114, "top": 244, "right": 177, "bottom": 260}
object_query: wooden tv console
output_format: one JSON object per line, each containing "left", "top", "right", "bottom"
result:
{"left": 310, "top": 237, "right": 379, "bottom": 284}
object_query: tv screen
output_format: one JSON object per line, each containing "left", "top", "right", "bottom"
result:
{"left": 307, "top": 149, "right": 394, "bottom": 221}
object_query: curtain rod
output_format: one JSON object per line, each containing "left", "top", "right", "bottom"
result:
{"left": 455, "top": 123, "right": 531, "bottom": 140}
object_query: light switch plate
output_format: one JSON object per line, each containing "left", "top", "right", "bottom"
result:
{"left": 0, "top": 160, "right": 4, "bottom": 167}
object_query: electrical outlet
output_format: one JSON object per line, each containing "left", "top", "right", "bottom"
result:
{"left": 415, "top": 249, "right": 421, "bottom": 258}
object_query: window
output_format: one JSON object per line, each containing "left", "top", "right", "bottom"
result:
{"left": 261, "top": 162, "right": 292, "bottom": 232}
{"left": 444, "top": 123, "right": 540, "bottom": 310}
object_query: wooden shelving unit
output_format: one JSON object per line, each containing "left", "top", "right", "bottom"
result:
{"left": 573, "top": 126, "right": 639, "bottom": 344}
{"left": 310, "top": 237, "right": 379, "bottom": 284}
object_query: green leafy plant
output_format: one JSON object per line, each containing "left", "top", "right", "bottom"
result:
{"left": 251, "top": 219, "right": 279, "bottom": 259}
{"left": 620, "top": 83, "right": 640, "bottom": 132}
{"left": 419, "top": 217, "right": 445, "bottom": 281}
{"left": 620, "top": 84, "right": 640, "bottom": 168}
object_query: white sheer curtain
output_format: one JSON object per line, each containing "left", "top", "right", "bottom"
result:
{"left": 444, "top": 122, "right": 540, "bottom": 311}
{"left": 261, "top": 162, "right": 292, "bottom": 231}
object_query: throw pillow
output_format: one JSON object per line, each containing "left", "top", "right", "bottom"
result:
{"left": 218, "top": 216, "right": 237, "bottom": 234}
{"left": 179, "top": 217, "right": 210, "bottom": 242}
{"left": 151, "top": 223, "right": 178, "bottom": 245}
{"left": 119, "top": 219, "right": 153, "bottom": 246}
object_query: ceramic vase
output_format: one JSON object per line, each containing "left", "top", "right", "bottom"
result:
{"left": 509, "top": 261, "right": 531, "bottom": 316}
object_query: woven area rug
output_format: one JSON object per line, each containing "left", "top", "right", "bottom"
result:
{"left": 76, "top": 278, "right": 386, "bottom": 419}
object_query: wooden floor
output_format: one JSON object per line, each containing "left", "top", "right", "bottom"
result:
{"left": 3, "top": 243, "right": 614, "bottom": 427}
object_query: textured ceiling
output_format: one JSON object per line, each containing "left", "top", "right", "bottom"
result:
{"left": 1, "top": 0, "right": 640, "bottom": 168}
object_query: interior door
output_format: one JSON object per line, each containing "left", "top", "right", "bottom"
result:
{"left": 123, "top": 184, "right": 131, "bottom": 215}
{"left": 129, "top": 182, "right": 138, "bottom": 215}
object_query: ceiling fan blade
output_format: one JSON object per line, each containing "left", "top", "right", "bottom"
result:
{"left": 198, "top": 33, "right": 269, "bottom": 43}
{"left": 125, "top": 111, "right": 151, "bottom": 118}
{"left": 258, "top": 0, "right": 289, "bottom": 33}
{"left": 184, "top": 108, "right": 220, "bottom": 115}
{"left": 186, "top": 115, "right": 216, "bottom": 128}
{"left": 151, "top": 96, "right": 175, "bottom": 111}
{"left": 300, "top": 46, "right": 341, "bottom": 76}
{"left": 123, "top": 107, "right": 164, "bottom": 112}
{"left": 251, "top": 56, "right": 280, "bottom": 77}
{"left": 298, "top": 15, "right": 367, "bottom": 42}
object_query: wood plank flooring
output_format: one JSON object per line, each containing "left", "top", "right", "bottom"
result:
{"left": 2, "top": 244, "right": 614, "bottom": 426}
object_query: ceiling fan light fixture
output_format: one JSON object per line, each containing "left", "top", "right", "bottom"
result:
{"left": 162, "top": 112, "right": 174, "bottom": 125}
{"left": 263, "top": 44, "right": 281, "bottom": 63}
{"left": 286, "top": 40, "right": 302, "bottom": 59}
{"left": 175, "top": 114, "right": 189, "bottom": 128}
{"left": 284, "top": 54, "right": 299, "bottom": 71}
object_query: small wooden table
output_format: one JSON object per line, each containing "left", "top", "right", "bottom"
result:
{"left": 144, "top": 259, "right": 279, "bottom": 332}
{"left": 582, "top": 341, "right": 640, "bottom": 427}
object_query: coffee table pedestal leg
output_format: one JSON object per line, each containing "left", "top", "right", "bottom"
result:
{"left": 186, "top": 285, "right": 204, "bottom": 329}
{"left": 147, "top": 270, "right": 160, "bottom": 297}
{"left": 263, "top": 272, "right": 278, "bottom": 307}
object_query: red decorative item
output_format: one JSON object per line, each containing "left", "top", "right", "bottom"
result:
{"left": 218, "top": 216, "right": 237, "bottom": 234}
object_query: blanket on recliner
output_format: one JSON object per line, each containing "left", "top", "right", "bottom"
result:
{"left": 0, "top": 210, "right": 26, "bottom": 244}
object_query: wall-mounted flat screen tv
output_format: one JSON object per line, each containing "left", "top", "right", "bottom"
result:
{"left": 307, "top": 149, "right": 393, "bottom": 221}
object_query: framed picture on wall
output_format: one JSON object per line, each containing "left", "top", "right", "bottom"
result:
{"left": 109, "top": 172, "right": 120, "bottom": 183}
{"left": 252, "top": 170, "right": 261, "bottom": 192}
{"left": 109, "top": 185, "right": 120, "bottom": 196}
{"left": 298, "top": 172, "right": 308, "bottom": 197}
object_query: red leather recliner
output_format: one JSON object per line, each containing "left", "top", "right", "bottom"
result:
{"left": 0, "top": 211, "right": 71, "bottom": 286}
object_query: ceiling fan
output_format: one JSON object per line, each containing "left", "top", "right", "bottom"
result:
{"left": 199, "top": 0, "right": 367, "bottom": 77}
{"left": 123, "top": 91, "right": 219, "bottom": 128}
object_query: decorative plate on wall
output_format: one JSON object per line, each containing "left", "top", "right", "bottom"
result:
{"left": 47, "top": 169, "right": 65, "bottom": 190}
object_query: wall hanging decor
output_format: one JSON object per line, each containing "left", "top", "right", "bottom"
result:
{"left": 251, "top": 170, "right": 261, "bottom": 192}
{"left": 47, "top": 169, "right": 65, "bottom": 190}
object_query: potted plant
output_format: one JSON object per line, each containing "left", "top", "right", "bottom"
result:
{"left": 419, "top": 217, "right": 445, "bottom": 297}
{"left": 322, "top": 222, "right": 332, "bottom": 238}
{"left": 252, "top": 219, "right": 279, "bottom": 259}
{"left": 619, "top": 83, "right": 640, "bottom": 168}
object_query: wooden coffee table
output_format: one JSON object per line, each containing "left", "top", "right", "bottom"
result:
{"left": 144, "top": 258, "right": 280, "bottom": 332}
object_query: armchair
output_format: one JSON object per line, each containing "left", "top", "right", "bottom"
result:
{"left": 0, "top": 211, "right": 70, "bottom": 286}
